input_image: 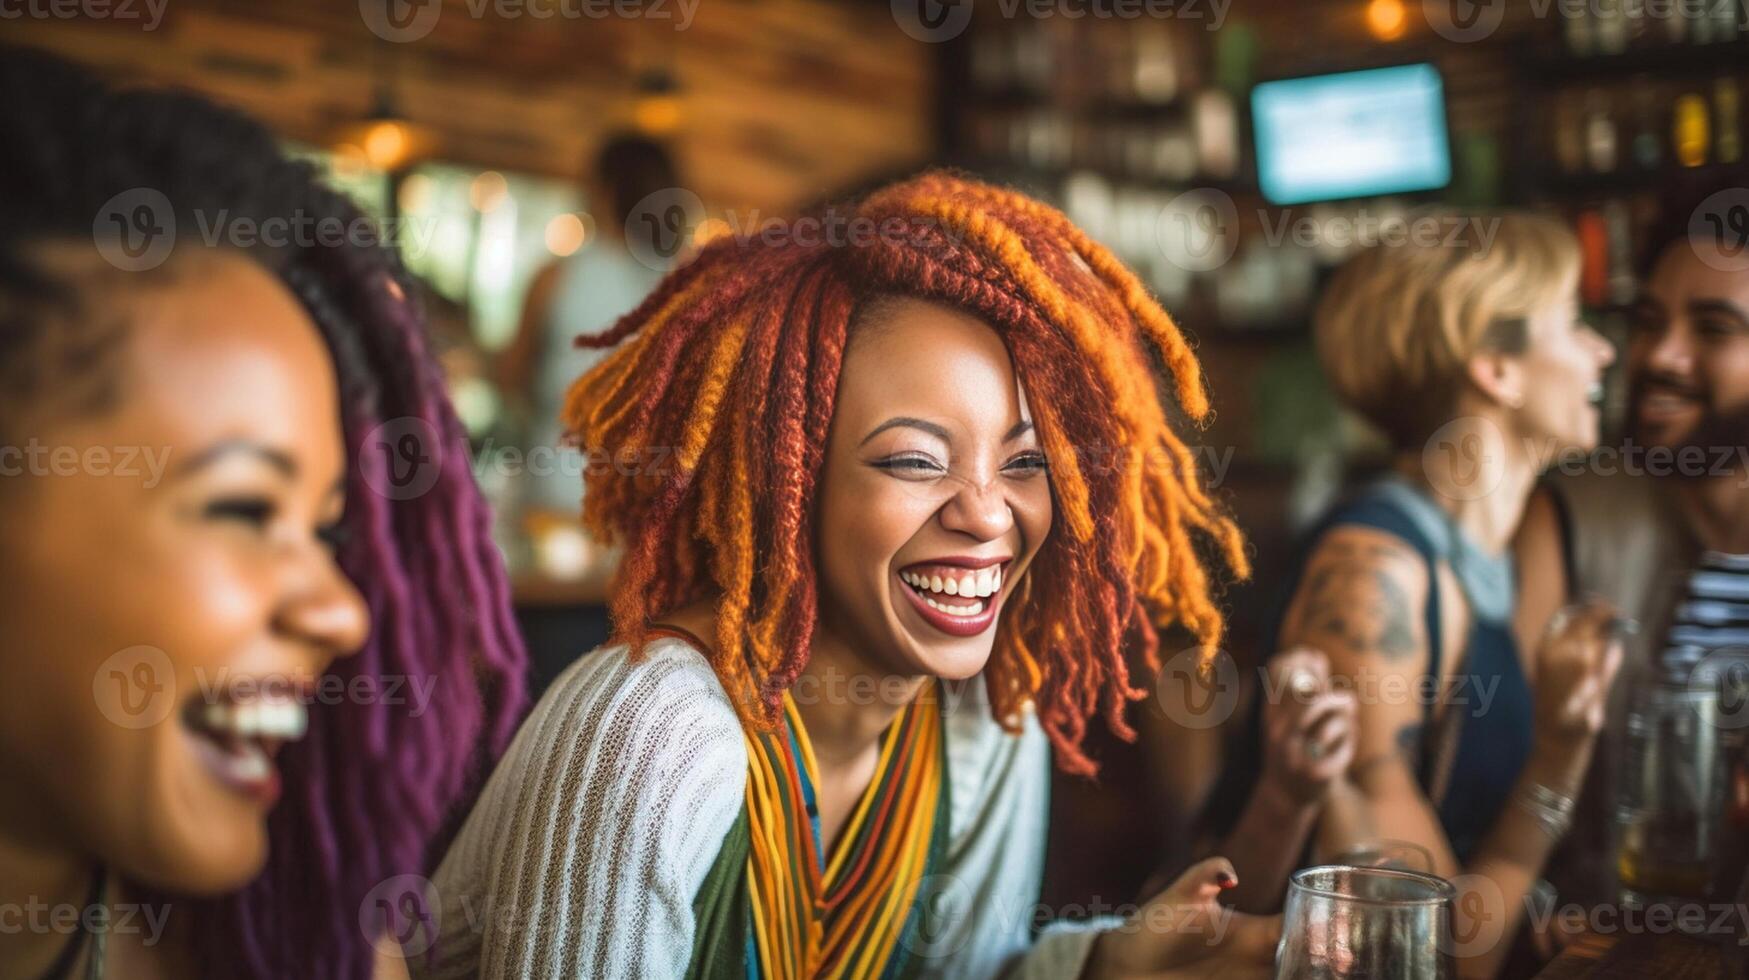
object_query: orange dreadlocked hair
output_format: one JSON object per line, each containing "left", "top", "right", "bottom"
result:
{"left": 563, "top": 171, "right": 1247, "bottom": 775}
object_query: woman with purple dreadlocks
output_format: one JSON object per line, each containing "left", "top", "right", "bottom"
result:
{"left": 0, "top": 48, "right": 525, "bottom": 979}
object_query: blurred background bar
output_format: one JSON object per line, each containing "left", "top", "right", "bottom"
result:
{"left": 21, "top": 0, "right": 1749, "bottom": 911}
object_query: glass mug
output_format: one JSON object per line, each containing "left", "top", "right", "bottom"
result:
{"left": 1276, "top": 865, "right": 1456, "bottom": 980}
{"left": 1616, "top": 671, "right": 1749, "bottom": 906}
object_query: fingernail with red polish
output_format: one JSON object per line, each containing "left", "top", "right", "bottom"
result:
{"left": 1215, "top": 871, "right": 1237, "bottom": 889}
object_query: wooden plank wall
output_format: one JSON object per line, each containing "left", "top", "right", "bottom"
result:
{"left": 7, "top": 0, "right": 935, "bottom": 214}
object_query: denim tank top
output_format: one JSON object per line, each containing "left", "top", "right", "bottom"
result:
{"left": 1269, "top": 478, "right": 1534, "bottom": 864}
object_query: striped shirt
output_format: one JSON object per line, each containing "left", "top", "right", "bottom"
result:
{"left": 1663, "top": 552, "right": 1749, "bottom": 678}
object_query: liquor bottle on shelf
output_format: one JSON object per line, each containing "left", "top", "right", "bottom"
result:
{"left": 1632, "top": 82, "right": 1664, "bottom": 170}
{"left": 1666, "top": 3, "right": 1689, "bottom": 45}
{"left": 1674, "top": 92, "right": 1712, "bottom": 167}
{"left": 1564, "top": 1, "right": 1595, "bottom": 55}
{"left": 1717, "top": 76, "right": 1742, "bottom": 165}
{"left": 1555, "top": 88, "right": 1587, "bottom": 175}
{"left": 1584, "top": 89, "right": 1619, "bottom": 173}
{"left": 1594, "top": 0, "right": 1629, "bottom": 54}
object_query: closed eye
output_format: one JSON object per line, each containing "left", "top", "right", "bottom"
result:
{"left": 872, "top": 454, "right": 946, "bottom": 475}
{"left": 206, "top": 496, "right": 275, "bottom": 527}
{"left": 1005, "top": 451, "right": 1048, "bottom": 474}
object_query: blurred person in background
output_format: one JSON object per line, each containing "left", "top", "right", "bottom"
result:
{"left": 1221, "top": 213, "right": 1624, "bottom": 978}
{"left": 0, "top": 49, "right": 525, "bottom": 979}
{"left": 1517, "top": 175, "right": 1749, "bottom": 929}
{"left": 498, "top": 133, "right": 677, "bottom": 517}
{"left": 421, "top": 172, "right": 1279, "bottom": 979}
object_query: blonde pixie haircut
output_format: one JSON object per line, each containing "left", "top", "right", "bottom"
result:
{"left": 1314, "top": 212, "right": 1581, "bottom": 448}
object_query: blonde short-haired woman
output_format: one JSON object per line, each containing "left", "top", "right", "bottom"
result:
{"left": 1271, "top": 214, "right": 1622, "bottom": 978}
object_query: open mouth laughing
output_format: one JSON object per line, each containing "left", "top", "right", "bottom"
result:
{"left": 180, "top": 678, "right": 312, "bottom": 807}
{"left": 896, "top": 556, "right": 1011, "bottom": 637}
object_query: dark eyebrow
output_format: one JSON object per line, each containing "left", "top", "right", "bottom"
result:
{"left": 173, "top": 439, "right": 298, "bottom": 479}
{"left": 1690, "top": 299, "right": 1749, "bottom": 325}
{"left": 860, "top": 416, "right": 951, "bottom": 447}
{"left": 860, "top": 416, "right": 1037, "bottom": 447}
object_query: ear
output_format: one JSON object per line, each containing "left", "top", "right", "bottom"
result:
{"left": 1464, "top": 350, "right": 1525, "bottom": 410}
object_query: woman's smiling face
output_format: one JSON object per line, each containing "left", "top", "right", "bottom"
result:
{"left": 812, "top": 297, "right": 1053, "bottom": 680}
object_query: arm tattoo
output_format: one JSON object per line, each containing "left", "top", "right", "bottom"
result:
{"left": 1297, "top": 547, "right": 1419, "bottom": 660}
{"left": 1395, "top": 722, "right": 1424, "bottom": 764}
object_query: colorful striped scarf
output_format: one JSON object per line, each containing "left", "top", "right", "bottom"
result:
{"left": 688, "top": 675, "right": 949, "bottom": 979}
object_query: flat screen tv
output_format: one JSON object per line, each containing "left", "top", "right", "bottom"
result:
{"left": 1251, "top": 63, "right": 1452, "bottom": 206}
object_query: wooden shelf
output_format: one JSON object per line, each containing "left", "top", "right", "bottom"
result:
{"left": 1516, "top": 38, "right": 1749, "bottom": 84}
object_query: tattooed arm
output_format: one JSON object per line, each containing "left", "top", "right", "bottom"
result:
{"left": 1277, "top": 527, "right": 1454, "bottom": 868}
{"left": 1281, "top": 526, "right": 1612, "bottom": 980}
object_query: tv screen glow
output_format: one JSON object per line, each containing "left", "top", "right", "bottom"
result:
{"left": 1251, "top": 63, "right": 1452, "bottom": 206}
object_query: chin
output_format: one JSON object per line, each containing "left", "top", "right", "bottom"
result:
{"left": 909, "top": 637, "right": 997, "bottom": 681}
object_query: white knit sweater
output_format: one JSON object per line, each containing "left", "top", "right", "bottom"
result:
{"left": 419, "top": 635, "right": 1113, "bottom": 979}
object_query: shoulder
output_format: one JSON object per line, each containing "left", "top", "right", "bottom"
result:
{"left": 1299, "top": 523, "right": 1431, "bottom": 599}
{"left": 1287, "top": 524, "right": 1431, "bottom": 663}
{"left": 521, "top": 634, "right": 748, "bottom": 787}
{"left": 458, "top": 633, "right": 750, "bottom": 861}
{"left": 426, "top": 635, "right": 747, "bottom": 978}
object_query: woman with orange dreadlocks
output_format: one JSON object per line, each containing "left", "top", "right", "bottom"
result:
{"left": 422, "top": 172, "right": 1277, "bottom": 979}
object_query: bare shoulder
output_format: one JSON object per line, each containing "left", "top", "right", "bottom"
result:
{"left": 1285, "top": 525, "right": 1431, "bottom": 666}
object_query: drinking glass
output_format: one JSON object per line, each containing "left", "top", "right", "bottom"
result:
{"left": 1275, "top": 865, "right": 1456, "bottom": 980}
{"left": 1616, "top": 672, "right": 1749, "bottom": 907}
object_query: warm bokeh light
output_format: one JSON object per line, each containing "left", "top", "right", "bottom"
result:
{"left": 545, "top": 212, "right": 587, "bottom": 256}
{"left": 634, "top": 94, "right": 682, "bottom": 135}
{"left": 469, "top": 170, "right": 509, "bottom": 212}
{"left": 1366, "top": 0, "right": 1407, "bottom": 41}
{"left": 363, "top": 120, "right": 411, "bottom": 170}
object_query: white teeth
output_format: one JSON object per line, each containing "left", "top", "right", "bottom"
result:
{"left": 903, "top": 563, "right": 1005, "bottom": 604}
{"left": 196, "top": 698, "right": 309, "bottom": 741}
{"left": 924, "top": 595, "right": 982, "bottom": 616}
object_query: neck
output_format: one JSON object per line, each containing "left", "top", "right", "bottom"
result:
{"left": 1677, "top": 471, "right": 1749, "bottom": 553}
{"left": 0, "top": 822, "right": 95, "bottom": 978}
{"left": 1395, "top": 417, "right": 1540, "bottom": 555}
{"left": 792, "top": 622, "right": 927, "bottom": 771}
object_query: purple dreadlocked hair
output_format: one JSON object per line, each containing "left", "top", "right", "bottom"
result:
{"left": 0, "top": 46, "right": 527, "bottom": 978}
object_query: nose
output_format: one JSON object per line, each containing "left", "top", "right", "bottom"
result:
{"left": 938, "top": 474, "right": 1015, "bottom": 542}
{"left": 1645, "top": 319, "right": 1695, "bottom": 375}
{"left": 275, "top": 554, "right": 371, "bottom": 664}
{"left": 1586, "top": 324, "right": 1616, "bottom": 368}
